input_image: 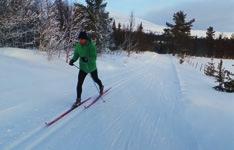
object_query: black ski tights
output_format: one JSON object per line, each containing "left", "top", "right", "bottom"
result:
{"left": 76, "top": 69, "right": 103, "bottom": 99}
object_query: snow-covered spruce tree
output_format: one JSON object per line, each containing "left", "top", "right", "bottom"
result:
{"left": 231, "top": 34, "right": 234, "bottom": 40}
{"left": 53, "top": 0, "right": 77, "bottom": 60}
{"left": 224, "top": 80, "right": 234, "bottom": 92}
{"left": 39, "top": 0, "right": 77, "bottom": 61}
{"left": 221, "top": 69, "right": 234, "bottom": 92}
{"left": 224, "top": 70, "right": 234, "bottom": 92}
{"left": 39, "top": 0, "right": 62, "bottom": 60}
{"left": 0, "top": 0, "right": 40, "bottom": 48}
{"left": 179, "top": 54, "right": 185, "bottom": 64}
{"left": 74, "top": 0, "right": 112, "bottom": 53}
{"left": 0, "top": 0, "right": 8, "bottom": 46}
{"left": 110, "top": 20, "right": 118, "bottom": 50}
{"left": 73, "top": 2, "right": 89, "bottom": 34}
{"left": 214, "top": 60, "right": 225, "bottom": 91}
{"left": 62, "top": 5, "right": 78, "bottom": 62}
{"left": 204, "top": 58, "right": 216, "bottom": 76}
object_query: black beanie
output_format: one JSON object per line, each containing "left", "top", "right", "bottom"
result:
{"left": 78, "top": 31, "right": 89, "bottom": 40}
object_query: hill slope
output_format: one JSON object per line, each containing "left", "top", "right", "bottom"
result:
{"left": 110, "top": 12, "right": 233, "bottom": 38}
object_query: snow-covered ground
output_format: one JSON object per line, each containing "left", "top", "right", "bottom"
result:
{"left": 0, "top": 48, "right": 234, "bottom": 150}
{"left": 110, "top": 12, "right": 233, "bottom": 38}
{"left": 184, "top": 56, "right": 234, "bottom": 73}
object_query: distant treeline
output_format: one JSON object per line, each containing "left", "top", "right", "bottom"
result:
{"left": 0, "top": 0, "right": 233, "bottom": 59}
{"left": 112, "top": 11, "right": 234, "bottom": 58}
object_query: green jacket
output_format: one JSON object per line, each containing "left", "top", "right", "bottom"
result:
{"left": 72, "top": 40, "right": 97, "bottom": 73}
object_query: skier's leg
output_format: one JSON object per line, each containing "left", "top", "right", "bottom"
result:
{"left": 77, "top": 70, "right": 87, "bottom": 100}
{"left": 90, "top": 69, "right": 103, "bottom": 90}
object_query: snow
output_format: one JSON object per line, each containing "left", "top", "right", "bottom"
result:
{"left": 184, "top": 56, "right": 234, "bottom": 73}
{"left": 110, "top": 11, "right": 233, "bottom": 38}
{"left": 0, "top": 48, "right": 234, "bottom": 150}
{"left": 174, "top": 57, "right": 234, "bottom": 150}
{"left": 110, "top": 12, "right": 165, "bottom": 34}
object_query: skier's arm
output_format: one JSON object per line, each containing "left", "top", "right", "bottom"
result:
{"left": 91, "top": 42, "right": 97, "bottom": 61}
{"left": 69, "top": 46, "right": 79, "bottom": 66}
{"left": 72, "top": 47, "right": 79, "bottom": 62}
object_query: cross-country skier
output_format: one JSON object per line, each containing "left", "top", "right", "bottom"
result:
{"left": 69, "top": 31, "right": 104, "bottom": 107}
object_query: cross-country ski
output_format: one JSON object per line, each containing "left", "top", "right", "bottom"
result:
{"left": 45, "top": 97, "right": 91, "bottom": 127}
{"left": 84, "top": 87, "right": 112, "bottom": 109}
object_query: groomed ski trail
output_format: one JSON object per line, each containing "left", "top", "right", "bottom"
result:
{"left": 5, "top": 54, "right": 199, "bottom": 150}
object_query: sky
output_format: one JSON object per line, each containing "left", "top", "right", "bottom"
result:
{"left": 71, "top": 0, "right": 234, "bottom": 32}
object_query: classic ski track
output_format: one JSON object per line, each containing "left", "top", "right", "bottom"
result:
{"left": 91, "top": 61, "right": 153, "bottom": 150}
{"left": 170, "top": 56, "right": 199, "bottom": 150}
{"left": 106, "top": 55, "right": 197, "bottom": 150}
{"left": 98, "top": 56, "right": 147, "bottom": 83}
{"left": 94, "top": 56, "right": 157, "bottom": 150}
{"left": 5, "top": 54, "right": 199, "bottom": 150}
{"left": 152, "top": 56, "right": 178, "bottom": 149}
{"left": 124, "top": 55, "right": 169, "bottom": 149}
{"left": 26, "top": 70, "right": 148, "bottom": 149}
{"left": 7, "top": 55, "right": 152, "bottom": 149}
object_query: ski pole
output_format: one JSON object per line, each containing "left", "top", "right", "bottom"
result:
{"left": 74, "top": 64, "right": 80, "bottom": 70}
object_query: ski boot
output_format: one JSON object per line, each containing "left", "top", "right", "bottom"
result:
{"left": 72, "top": 98, "right": 81, "bottom": 108}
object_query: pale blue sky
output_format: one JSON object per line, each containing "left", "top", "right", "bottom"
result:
{"left": 70, "top": 0, "right": 234, "bottom": 32}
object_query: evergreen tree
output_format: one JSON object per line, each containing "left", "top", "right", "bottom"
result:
{"left": 206, "top": 26, "right": 215, "bottom": 40}
{"left": 166, "top": 11, "right": 195, "bottom": 54}
{"left": 230, "top": 33, "right": 234, "bottom": 40}
{"left": 136, "top": 22, "right": 145, "bottom": 52}
{"left": 206, "top": 26, "right": 215, "bottom": 56}
{"left": 215, "top": 60, "right": 225, "bottom": 88}
{"left": 204, "top": 58, "right": 216, "bottom": 76}
{"left": 110, "top": 20, "right": 118, "bottom": 50}
{"left": 75, "top": 0, "right": 112, "bottom": 52}
{"left": 218, "top": 34, "right": 223, "bottom": 40}
{"left": 0, "top": 0, "right": 40, "bottom": 48}
{"left": 137, "top": 22, "right": 143, "bottom": 32}
{"left": 39, "top": 0, "right": 61, "bottom": 59}
{"left": 117, "top": 23, "right": 121, "bottom": 31}
{"left": 54, "top": 0, "right": 76, "bottom": 58}
{"left": 224, "top": 70, "right": 234, "bottom": 92}
{"left": 224, "top": 80, "right": 234, "bottom": 92}
{"left": 113, "top": 22, "right": 125, "bottom": 50}
{"left": 112, "top": 20, "right": 116, "bottom": 31}
{"left": 73, "top": 2, "right": 87, "bottom": 32}
{"left": 0, "top": 0, "right": 7, "bottom": 46}
{"left": 162, "top": 28, "right": 173, "bottom": 53}
{"left": 54, "top": 0, "right": 70, "bottom": 31}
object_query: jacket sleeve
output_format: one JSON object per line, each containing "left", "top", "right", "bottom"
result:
{"left": 72, "top": 45, "right": 79, "bottom": 62}
{"left": 91, "top": 42, "right": 97, "bottom": 61}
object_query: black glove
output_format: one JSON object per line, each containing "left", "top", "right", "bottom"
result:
{"left": 81, "top": 57, "right": 88, "bottom": 63}
{"left": 69, "top": 59, "right": 74, "bottom": 66}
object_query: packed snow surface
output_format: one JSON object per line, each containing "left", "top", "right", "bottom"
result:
{"left": 0, "top": 48, "right": 234, "bottom": 150}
